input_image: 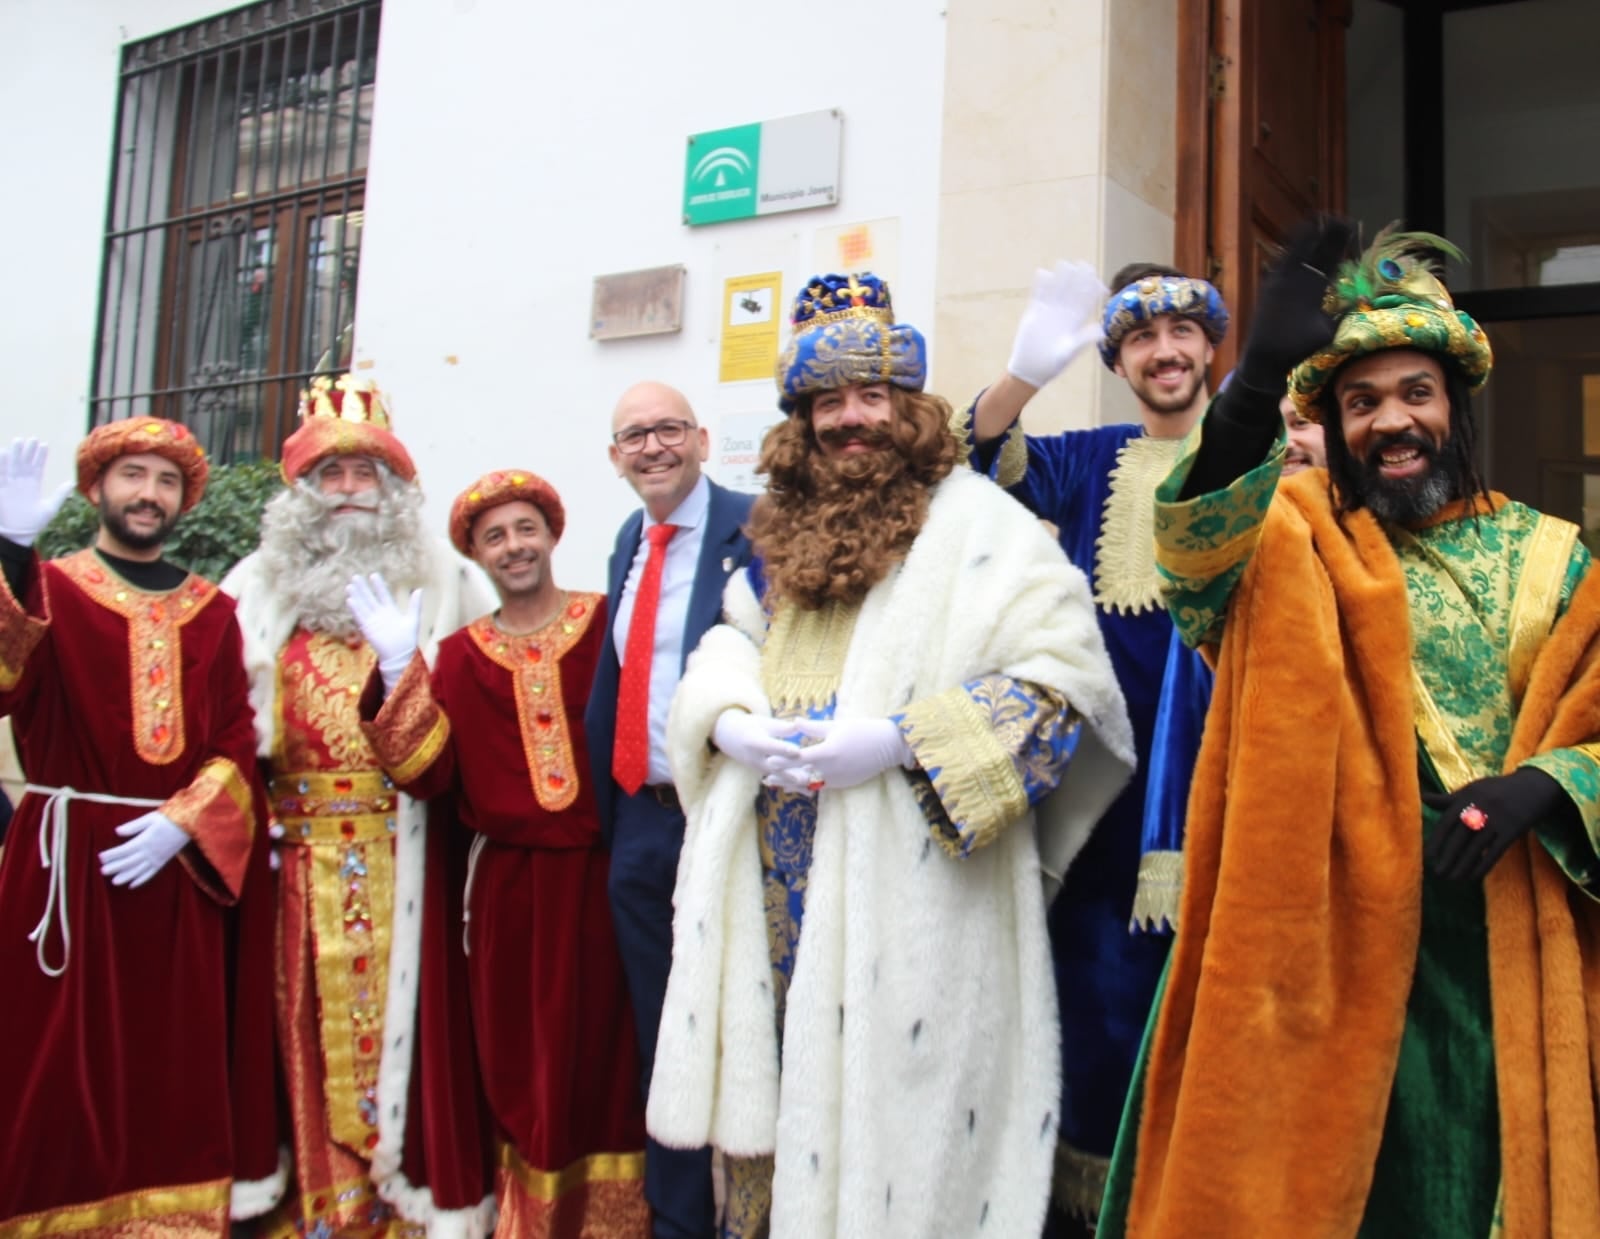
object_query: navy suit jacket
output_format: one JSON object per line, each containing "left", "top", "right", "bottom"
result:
{"left": 586, "top": 478, "right": 755, "bottom": 846}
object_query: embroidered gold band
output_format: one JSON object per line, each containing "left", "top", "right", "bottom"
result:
{"left": 498, "top": 1143, "right": 646, "bottom": 1199}
{"left": 272, "top": 770, "right": 397, "bottom": 844}
{"left": 1131, "top": 848, "right": 1184, "bottom": 932}
{"left": 0, "top": 1176, "right": 229, "bottom": 1238}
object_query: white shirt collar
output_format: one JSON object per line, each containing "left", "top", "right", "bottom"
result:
{"left": 644, "top": 473, "right": 710, "bottom": 533}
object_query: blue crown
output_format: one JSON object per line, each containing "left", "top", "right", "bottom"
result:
{"left": 777, "top": 273, "right": 927, "bottom": 413}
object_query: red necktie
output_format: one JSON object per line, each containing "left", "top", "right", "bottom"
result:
{"left": 613, "top": 522, "right": 678, "bottom": 795}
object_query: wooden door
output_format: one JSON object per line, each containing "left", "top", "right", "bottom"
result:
{"left": 1178, "top": 0, "right": 1350, "bottom": 375}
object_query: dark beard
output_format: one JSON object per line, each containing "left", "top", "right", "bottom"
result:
{"left": 1344, "top": 433, "right": 1460, "bottom": 525}
{"left": 752, "top": 442, "right": 928, "bottom": 608}
{"left": 99, "top": 496, "right": 178, "bottom": 551}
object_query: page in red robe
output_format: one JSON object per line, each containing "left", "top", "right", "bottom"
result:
{"left": 0, "top": 548, "right": 275, "bottom": 1232}
{"left": 366, "top": 592, "right": 648, "bottom": 1235}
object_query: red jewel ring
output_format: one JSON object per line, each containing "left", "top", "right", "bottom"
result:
{"left": 1459, "top": 803, "right": 1488, "bottom": 832}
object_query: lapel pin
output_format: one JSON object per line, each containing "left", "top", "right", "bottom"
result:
{"left": 722, "top": 556, "right": 735, "bottom": 573}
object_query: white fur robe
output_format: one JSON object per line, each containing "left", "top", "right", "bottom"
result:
{"left": 649, "top": 469, "right": 1135, "bottom": 1238}
{"left": 220, "top": 542, "right": 495, "bottom": 1237}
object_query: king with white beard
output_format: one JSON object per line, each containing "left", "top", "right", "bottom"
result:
{"left": 222, "top": 375, "right": 493, "bottom": 1237}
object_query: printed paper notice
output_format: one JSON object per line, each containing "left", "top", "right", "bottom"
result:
{"left": 715, "top": 410, "right": 785, "bottom": 494}
{"left": 720, "top": 272, "right": 782, "bottom": 383}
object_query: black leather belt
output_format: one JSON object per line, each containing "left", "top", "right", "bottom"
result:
{"left": 645, "top": 783, "right": 681, "bottom": 812}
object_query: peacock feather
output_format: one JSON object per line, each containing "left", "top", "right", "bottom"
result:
{"left": 1325, "top": 224, "right": 1465, "bottom": 315}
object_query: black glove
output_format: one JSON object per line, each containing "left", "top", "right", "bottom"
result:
{"left": 1231, "top": 214, "right": 1354, "bottom": 402}
{"left": 1422, "top": 766, "right": 1574, "bottom": 882}
{"left": 1181, "top": 216, "right": 1355, "bottom": 499}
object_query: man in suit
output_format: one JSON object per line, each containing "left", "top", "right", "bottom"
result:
{"left": 586, "top": 380, "right": 754, "bottom": 1239}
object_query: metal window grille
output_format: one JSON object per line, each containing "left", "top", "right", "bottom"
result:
{"left": 92, "top": 0, "right": 380, "bottom": 462}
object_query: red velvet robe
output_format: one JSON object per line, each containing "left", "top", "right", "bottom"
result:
{"left": 0, "top": 549, "right": 276, "bottom": 1233}
{"left": 364, "top": 592, "right": 647, "bottom": 1236}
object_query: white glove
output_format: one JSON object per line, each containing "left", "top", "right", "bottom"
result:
{"left": 712, "top": 709, "right": 803, "bottom": 774}
{"left": 0, "top": 439, "right": 73, "bottom": 547}
{"left": 792, "top": 717, "right": 914, "bottom": 791}
{"left": 1005, "top": 260, "right": 1109, "bottom": 389}
{"left": 99, "top": 811, "right": 190, "bottom": 887}
{"left": 346, "top": 573, "right": 422, "bottom": 692}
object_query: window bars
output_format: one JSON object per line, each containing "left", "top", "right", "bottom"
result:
{"left": 92, "top": 0, "right": 380, "bottom": 462}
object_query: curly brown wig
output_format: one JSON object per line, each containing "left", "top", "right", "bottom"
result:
{"left": 749, "top": 386, "right": 958, "bottom": 610}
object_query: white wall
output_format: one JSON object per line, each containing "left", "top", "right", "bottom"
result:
{"left": 0, "top": 0, "right": 225, "bottom": 503}
{"left": 0, "top": 0, "right": 949, "bottom": 593}
{"left": 354, "top": 0, "right": 948, "bottom": 591}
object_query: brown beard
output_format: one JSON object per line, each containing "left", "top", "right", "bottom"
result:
{"left": 748, "top": 388, "right": 958, "bottom": 610}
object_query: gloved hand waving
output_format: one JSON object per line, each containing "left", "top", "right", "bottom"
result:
{"left": 99, "top": 811, "right": 190, "bottom": 887}
{"left": 1232, "top": 215, "right": 1355, "bottom": 398}
{"left": 0, "top": 439, "right": 74, "bottom": 547}
{"left": 790, "top": 717, "right": 913, "bottom": 791}
{"left": 346, "top": 572, "right": 423, "bottom": 693}
{"left": 1423, "top": 766, "right": 1570, "bottom": 882}
{"left": 1005, "top": 260, "right": 1108, "bottom": 390}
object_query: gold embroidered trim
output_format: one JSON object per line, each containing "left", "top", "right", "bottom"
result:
{"left": 274, "top": 633, "right": 380, "bottom": 774}
{"left": 165, "top": 756, "right": 253, "bottom": 831}
{"left": 1506, "top": 514, "right": 1577, "bottom": 705}
{"left": 56, "top": 548, "right": 215, "bottom": 766}
{"left": 0, "top": 1176, "right": 229, "bottom": 1238}
{"left": 995, "top": 423, "right": 1028, "bottom": 491}
{"left": 898, "top": 687, "right": 1028, "bottom": 855}
{"left": 1155, "top": 521, "right": 1265, "bottom": 583}
{"left": 760, "top": 600, "right": 859, "bottom": 710}
{"left": 307, "top": 824, "right": 395, "bottom": 1159}
{"left": 1130, "top": 848, "right": 1183, "bottom": 932}
{"left": 271, "top": 770, "right": 397, "bottom": 845}
{"left": 467, "top": 591, "right": 601, "bottom": 813}
{"left": 1094, "top": 435, "right": 1185, "bottom": 614}
{"left": 496, "top": 1144, "right": 648, "bottom": 1237}
{"left": 369, "top": 656, "right": 451, "bottom": 786}
{"left": 1052, "top": 1138, "right": 1111, "bottom": 1223}
{"left": 0, "top": 560, "right": 48, "bottom": 691}
{"left": 498, "top": 1143, "right": 646, "bottom": 1198}
{"left": 1411, "top": 667, "right": 1486, "bottom": 793}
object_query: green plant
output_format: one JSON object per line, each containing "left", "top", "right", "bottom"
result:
{"left": 37, "top": 459, "right": 285, "bottom": 582}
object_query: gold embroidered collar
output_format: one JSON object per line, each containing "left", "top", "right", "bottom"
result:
{"left": 1093, "top": 434, "right": 1185, "bottom": 615}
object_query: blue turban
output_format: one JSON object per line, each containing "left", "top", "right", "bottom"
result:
{"left": 777, "top": 273, "right": 927, "bottom": 413}
{"left": 1099, "top": 275, "right": 1229, "bottom": 370}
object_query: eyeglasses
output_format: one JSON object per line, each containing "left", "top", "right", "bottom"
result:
{"left": 612, "top": 419, "right": 695, "bottom": 454}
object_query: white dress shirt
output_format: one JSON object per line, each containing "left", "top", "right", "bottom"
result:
{"left": 612, "top": 474, "right": 711, "bottom": 788}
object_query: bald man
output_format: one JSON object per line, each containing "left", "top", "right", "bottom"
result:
{"left": 585, "top": 382, "right": 753, "bottom": 1238}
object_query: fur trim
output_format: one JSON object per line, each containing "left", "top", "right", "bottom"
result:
{"left": 373, "top": 1170, "right": 496, "bottom": 1239}
{"left": 219, "top": 544, "right": 496, "bottom": 1226}
{"left": 230, "top": 1146, "right": 290, "bottom": 1219}
{"left": 1129, "top": 486, "right": 1600, "bottom": 1236}
{"left": 651, "top": 470, "right": 1133, "bottom": 1237}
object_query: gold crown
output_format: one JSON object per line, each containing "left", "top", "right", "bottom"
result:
{"left": 297, "top": 374, "right": 393, "bottom": 429}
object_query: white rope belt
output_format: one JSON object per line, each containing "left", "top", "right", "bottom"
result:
{"left": 22, "top": 783, "right": 164, "bottom": 978}
{"left": 461, "top": 832, "right": 488, "bottom": 957}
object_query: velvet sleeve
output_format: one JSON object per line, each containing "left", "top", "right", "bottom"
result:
{"left": 360, "top": 652, "right": 456, "bottom": 800}
{"left": 0, "top": 542, "right": 51, "bottom": 712}
{"left": 893, "top": 674, "right": 1081, "bottom": 858}
{"left": 164, "top": 613, "right": 263, "bottom": 904}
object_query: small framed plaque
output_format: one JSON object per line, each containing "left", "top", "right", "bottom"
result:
{"left": 590, "top": 264, "right": 686, "bottom": 340}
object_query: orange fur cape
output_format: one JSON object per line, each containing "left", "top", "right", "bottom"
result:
{"left": 1125, "top": 478, "right": 1600, "bottom": 1238}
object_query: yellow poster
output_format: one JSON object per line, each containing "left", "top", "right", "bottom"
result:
{"left": 720, "top": 272, "right": 782, "bottom": 384}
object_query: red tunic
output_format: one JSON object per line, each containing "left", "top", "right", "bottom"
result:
{"left": 0, "top": 549, "right": 275, "bottom": 1233}
{"left": 365, "top": 593, "right": 647, "bottom": 1236}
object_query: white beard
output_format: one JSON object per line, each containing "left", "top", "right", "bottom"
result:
{"left": 256, "top": 470, "right": 431, "bottom": 639}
